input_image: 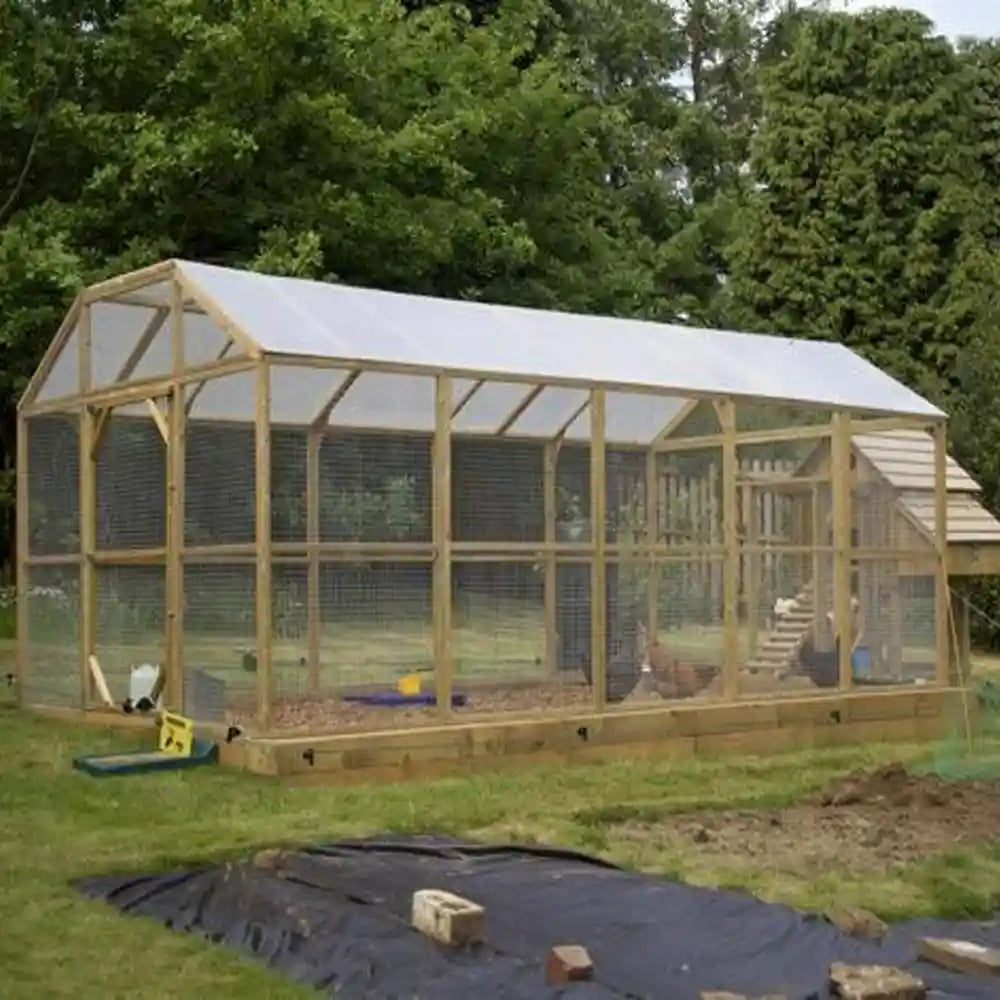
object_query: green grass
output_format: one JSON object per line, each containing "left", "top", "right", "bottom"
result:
{"left": 4, "top": 697, "right": 1000, "bottom": 999}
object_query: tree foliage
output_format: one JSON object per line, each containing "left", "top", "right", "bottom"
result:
{"left": 6, "top": 0, "right": 1000, "bottom": 645}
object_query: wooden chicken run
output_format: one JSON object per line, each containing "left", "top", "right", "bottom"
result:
{"left": 16, "top": 259, "right": 994, "bottom": 781}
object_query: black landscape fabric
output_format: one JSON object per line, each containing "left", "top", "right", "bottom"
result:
{"left": 77, "top": 836, "right": 1000, "bottom": 999}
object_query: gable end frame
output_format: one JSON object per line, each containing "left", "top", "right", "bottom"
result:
{"left": 19, "top": 259, "right": 263, "bottom": 414}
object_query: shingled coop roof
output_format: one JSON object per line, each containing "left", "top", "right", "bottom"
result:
{"left": 852, "top": 430, "right": 1000, "bottom": 546}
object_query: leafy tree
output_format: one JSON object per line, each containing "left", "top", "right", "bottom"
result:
{"left": 723, "top": 7, "right": 977, "bottom": 395}
{"left": 0, "top": 0, "right": 696, "bottom": 573}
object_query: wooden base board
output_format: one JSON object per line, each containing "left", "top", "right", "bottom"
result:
{"left": 227, "top": 686, "right": 971, "bottom": 785}
{"left": 26, "top": 687, "right": 973, "bottom": 786}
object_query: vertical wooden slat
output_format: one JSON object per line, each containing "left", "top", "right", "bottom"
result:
{"left": 710, "top": 463, "right": 721, "bottom": 609}
{"left": 590, "top": 388, "right": 607, "bottom": 712}
{"left": 255, "top": 361, "right": 273, "bottom": 727}
{"left": 831, "top": 411, "right": 853, "bottom": 690}
{"left": 933, "top": 419, "right": 950, "bottom": 685}
{"left": 78, "top": 301, "right": 92, "bottom": 395}
{"left": 78, "top": 303, "right": 96, "bottom": 708}
{"left": 165, "top": 279, "right": 185, "bottom": 710}
{"left": 433, "top": 375, "right": 453, "bottom": 719}
{"left": 306, "top": 430, "right": 321, "bottom": 693}
{"left": 716, "top": 399, "right": 739, "bottom": 698}
{"left": 15, "top": 411, "right": 29, "bottom": 704}
{"left": 543, "top": 440, "right": 558, "bottom": 673}
{"left": 957, "top": 590, "right": 972, "bottom": 681}
{"left": 745, "top": 482, "right": 758, "bottom": 663}
{"left": 645, "top": 449, "right": 658, "bottom": 638}
{"left": 810, "top": 482, "right": 822, "bottom": 641}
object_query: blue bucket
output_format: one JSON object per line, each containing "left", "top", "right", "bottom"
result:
{"left": 851, "top": 645, "right": 872, "bottom": 679}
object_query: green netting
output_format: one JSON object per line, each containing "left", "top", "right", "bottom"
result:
{"left": 922, "top": 677, "right": 1000, "bottom": 781}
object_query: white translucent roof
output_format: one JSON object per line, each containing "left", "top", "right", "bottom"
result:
{"left": 176, "top": 260, "right": 942, "bottom": 418}
{"left": 29, "top": 259, "right": 944, "bottom": 444}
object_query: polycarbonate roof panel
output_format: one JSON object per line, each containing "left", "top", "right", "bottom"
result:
{"left": 90, "top": 301, "right": 161, "bottom": 388}
{"left": 183, "top": 310, "right": 231, "bottom": 367}
{"left": 452, "top": 381, "right": 533, "bottom": 434}
{"left": 269, "top": 365, "right": 350, "bottom": 425}
{"left": 508, "top": 386, "right": 589, "bottom": 437}
{"left": 564, "top": 393, "right": 690, "bottom": 443}
{"left": 188, "top": 369, "right": 257, "bottom": 422}
{"left": 36, "top": 324, "right": 80, "bottom": 401}
{"left": 173, "top": 260, "right": 943, "bottom": 418}
{"left": 329, "top": 372, "right": 436, "bottom": 432}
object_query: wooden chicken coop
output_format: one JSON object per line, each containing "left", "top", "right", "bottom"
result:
{"left": 16, "top": 259, "right": 978, "bottom": 781}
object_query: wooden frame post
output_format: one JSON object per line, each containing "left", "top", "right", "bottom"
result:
{"left": 165, "top": 280, "right": 185, "bottom": 711}
{"left": 745, "top": 483, "right": 759, "bottom": 664}
{"left": 255, "top": 361, "right": 273, "bottom": 727}
{"left": 590, "top": 388, "right": 607, "bottom": 712}
{"left": 955, "top": 588, "right": 972, "bottom": 680}
{"left": 831, "top": 411, "right": 853, "bottom": 690}
{"left": 933, "top": 419, "right": 950, "bottom": 685}
{"left": 645, "top": 448, "right": 658, "bottom": 639}
{"left": 306, "top": 430, "right": 321, "bottom": 693}
{"left": 78, "top": 303, "right": 97, "bottom": 709}
{"left": 433, "top": 375, "right": 453, "bottom": 719}
{"left": 543, "top": 440, "right": 558, "bottom": 674}
{"left": 811, "top": 483, "right": 822, "bottom": 642}
{"left": 717, "top": 398, "right": 739, "bottom": 699}
{"left": 15, "top": 411, "right": 28, "bottom": 704}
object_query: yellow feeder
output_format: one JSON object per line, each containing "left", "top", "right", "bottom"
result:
{"left": 397, "top": 673, "right": 422, "bottom": 697}
{"left": 158, "top": 711, "right": 195, "bottom": 757}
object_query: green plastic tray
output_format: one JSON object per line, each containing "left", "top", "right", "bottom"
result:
{"left": 72, "top": 739, "right": 218, "bottom": 777}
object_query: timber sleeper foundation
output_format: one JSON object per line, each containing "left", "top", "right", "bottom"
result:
{"left": 204, "top": 685, "right": 969, "bottom": 784}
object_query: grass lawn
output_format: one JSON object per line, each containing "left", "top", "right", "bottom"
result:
{"left": 4, "top": 688, "right": 1000, "bottom": 1000}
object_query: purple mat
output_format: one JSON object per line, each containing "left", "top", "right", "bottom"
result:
{"left": 340, "top": 692, "right": 468, "bottom": 708}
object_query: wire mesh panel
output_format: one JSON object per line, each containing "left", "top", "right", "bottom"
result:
{"left": 605, "top": 557, "right": 646, "bottom": 703}
{"left": 185, "top": 373, "right": 257, "bottom": 547}
{"left": 554, "top": 558, "right": 592, "bottom": 679}
{"left": 270, "top": 559, "right": 434, "bottom": 732}
{"left": 96, "top": 406, "right": 166, "bottom": 550}
{"left": 182, "top": 562, "right": 256, "bottom": 726}
{"left": 318, "top": 436, "right": 432, "bottom": 544}
{"left": 606, "top": 449, "right": 647, "bottom": 549}
{"left": 555, "top": 444, "right": 591, "bottom": 544}
{"left": 853, "top": 474, "right": 905, "bottom": 551}
{"left": 452, "top": 441, "right": 543, "bottom": 543}
{"left": 852, "top": 555, "right": 937, "bottom": 686}
{"left": 734, "top": 433, "right": 833, "bottom": 696}
{"left": 450, "top": 560, "right": 590, "bottom": 716}
{"left": 604, "top": 450, "right": 650, "bottom": 703}
{"left": 26, "top": 413, "right": 79, "bottom": 556}
{"left": 23, "top": 564, "right": 79, "bottom": 707}
{"left": 662, "top": 399, "right": 720, "bottom": 438}
{"left": 271, "top": 428, "right": 308, "bottom": 544}
{"left": 269, "top": 561, "right": 309, "bottom": 717}
{"left": 654, "top": 447, "right": 723, "bottom": 552}
{"left": 95, "top": 564, "right": 165, "bottom": 706}
{"left": 739, "top": 543, "right": 827, "bottom": 697}
{"left": 735, "top": 400, "right": 832, "bottom": 434}
{"left": 650, "top": 557, "right": 724, "bottom": 698}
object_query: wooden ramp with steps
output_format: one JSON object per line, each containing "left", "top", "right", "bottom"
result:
{"left": 746, "top": 585, "right": 816, "bottom": 673}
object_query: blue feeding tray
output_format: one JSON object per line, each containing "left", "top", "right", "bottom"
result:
{"left": 72, "top": 738, "right": 219, "bottom": 777}
{"left": 341, "top": 692, "right": 468, "bottom": 708}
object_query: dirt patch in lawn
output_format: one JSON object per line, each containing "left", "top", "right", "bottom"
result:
{"left": 613, "top": 763, "right": 1000, "bottom": 874}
